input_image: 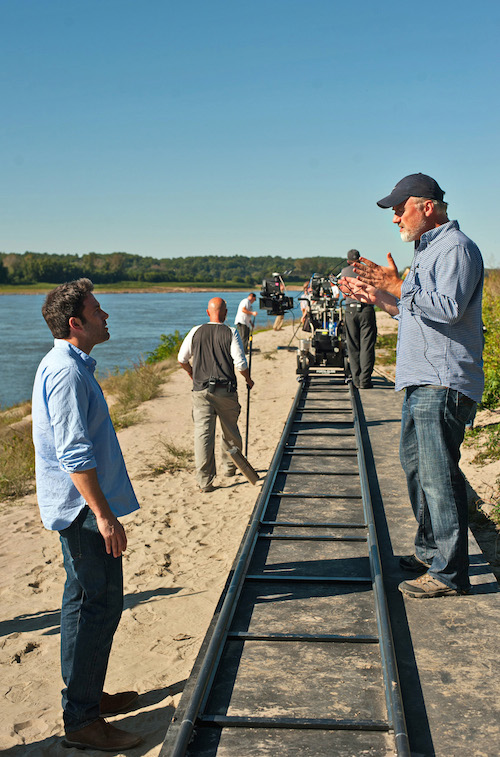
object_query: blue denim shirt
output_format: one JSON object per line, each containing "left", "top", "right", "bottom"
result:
{"left": 32, "top": 340, "right": 140, "bottom": 530}
{"left": 394, "top": 220, "right": 484, "bottom": 402}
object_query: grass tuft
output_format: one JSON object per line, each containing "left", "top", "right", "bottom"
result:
{"left": 0, "top": 402, "right": 31, "bottom": 427}
{"left": 0, "top": 425, "right": 35, "bottom": 499}
{"left": 146, "top": 331, "right": 186, "bottom": 364}
{"left": 465, "top": 422, "right": 500, "bottom": 466}
{"left": 142, "top": 437, "right": 194, "bottom": 477}
{"left": 480, "top": 270, "right": 500, "bottom": 410}
{"left": 375, "top": 332, "right": 397, "bottom": 365}
{"left": 100, "top": 360, "right": 167, "bottom": 430}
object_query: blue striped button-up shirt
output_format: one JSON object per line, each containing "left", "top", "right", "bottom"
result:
{"left": 32, "top": 340, "right": 140, "bottom": 530}
{"left": 394, "top": 220, "right": 484, "bottom": 402}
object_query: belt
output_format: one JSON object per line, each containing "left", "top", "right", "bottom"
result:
{"left": 201, "top": 379, "right": 237, "bottom": 392}
{"left": 344, "top": 302, "right": 371, "bottom": 308}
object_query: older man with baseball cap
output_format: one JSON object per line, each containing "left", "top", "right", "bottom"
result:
{"left": 339, "top": 173, "right": 484, "bottom": 599}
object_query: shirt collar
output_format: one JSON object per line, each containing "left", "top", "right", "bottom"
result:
{"left": 54, "top": 339, "right": 97, "bottom": 374}
{"left": 417, "top": 220, "right": 459, "bottom": 251}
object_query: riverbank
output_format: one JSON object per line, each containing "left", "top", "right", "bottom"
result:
{"left": 0, "top": 283, "right": 305, "bottom": 295}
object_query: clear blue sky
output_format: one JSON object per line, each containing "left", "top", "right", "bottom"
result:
{"left": 2, "top": 0, "right": 499, "bottom": 269}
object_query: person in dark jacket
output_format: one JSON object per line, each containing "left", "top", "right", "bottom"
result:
{"left": 340, "top": 249, "right": 377, "bottom": 388}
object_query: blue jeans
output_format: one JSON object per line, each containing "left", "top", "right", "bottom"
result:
{"left": 59, "top": 506, "right": 123, "bottom": 733}
{"left": 399, "top": 386, "right": 476, "bottom": 592}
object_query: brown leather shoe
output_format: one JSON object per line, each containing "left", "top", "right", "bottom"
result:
{"left": 64, "top": 717, "right": 142, "bottom": 751}
{"left": 100, "top": 690, "right": 139, "bottom": 716}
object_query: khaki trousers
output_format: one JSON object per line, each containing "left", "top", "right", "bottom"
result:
{"left": 191, "top": 387, "right": 242, "bottom": 488}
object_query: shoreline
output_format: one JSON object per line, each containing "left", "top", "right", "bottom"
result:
{"left": 0, "top": 285, "right": 305, "bottom": 296}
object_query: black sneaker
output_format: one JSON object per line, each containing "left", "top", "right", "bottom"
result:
{"left": 399, "top": 554, "right": 430, "bottom": 572}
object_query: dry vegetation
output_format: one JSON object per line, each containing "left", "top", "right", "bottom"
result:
{"left": 0, "top": 359, "right": 175, "bottom": 500}
{"left": 0, "top": 412, "right": 34, "bottom": 499}
{"left": 141, "top": 436, "right": 194, "bottom": 477}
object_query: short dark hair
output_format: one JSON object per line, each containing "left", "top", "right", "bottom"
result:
{"left": 42, "top": 278, "right": 94, "bottom": 338}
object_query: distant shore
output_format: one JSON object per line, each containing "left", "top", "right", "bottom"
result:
{"left": 0, "top": 283, "right": 304, "bottom": 295}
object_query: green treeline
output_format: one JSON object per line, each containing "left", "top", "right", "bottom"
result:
{"left": 0, "top": 251, "right": 346, "bottom": 286}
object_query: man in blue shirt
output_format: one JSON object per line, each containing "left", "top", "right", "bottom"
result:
{"left": 339, "top": 174, "right": 483, "bottom": 599}
{"left": 32, "top": 278, "right": 142, "bottom": 751}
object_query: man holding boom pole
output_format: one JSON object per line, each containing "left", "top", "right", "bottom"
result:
{"left": 178, "top": 297, "right": 254, "bottom": 492}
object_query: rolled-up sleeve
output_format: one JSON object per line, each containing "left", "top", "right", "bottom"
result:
{"left": 231, "top": 327, "right": 248, "bottom": 370}
{"left": 46, "top": 368, "right": 97, "bottom": 473}
{"left": 178, "top": 326, "right": 197, "bottom": 364}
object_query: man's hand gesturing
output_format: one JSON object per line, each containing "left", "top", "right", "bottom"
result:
{"left": 352, "top": 253, "right": 402, "bottom": 298}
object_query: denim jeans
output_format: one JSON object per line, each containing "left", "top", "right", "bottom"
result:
{"left": 399, "top": 386, "right": 476, "bottom": 592}
{"left": 59, "top": 506, "right": 123, "bottom": 733}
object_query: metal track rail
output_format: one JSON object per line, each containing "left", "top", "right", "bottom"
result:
{"left": 160, "top": 369, "right": 410, "bottom": 757}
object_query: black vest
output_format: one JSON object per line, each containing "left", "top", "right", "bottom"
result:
{"left": 191, "top": 323, "right": 237, "bottom": 392}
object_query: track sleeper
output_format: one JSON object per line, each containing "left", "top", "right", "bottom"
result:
{"left": 198, "top": 715, "right": 390, "bottom": 732}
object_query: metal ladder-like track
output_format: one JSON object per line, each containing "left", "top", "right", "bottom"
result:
{"left": 160, "top": 369, "right": 410, "bottom": 757}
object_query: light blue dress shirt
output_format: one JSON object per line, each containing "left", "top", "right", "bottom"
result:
{"left": 32, "top": 340, "right": 140, "bottom": 530}
{"left": 394, "top": 220, "right": 484, "bottom": 402}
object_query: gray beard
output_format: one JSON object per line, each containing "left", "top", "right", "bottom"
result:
{"left": 400, "top": 228, "right": 419, "bottom": 243}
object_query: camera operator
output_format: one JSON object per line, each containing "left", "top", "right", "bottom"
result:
{"left": 178, "top": 297, "right": 254, "bottom": 493}
{"left": 272, "top": 279, "right": 286, "bottom": 331}
{"left": 340, "top": 249, "right": 377, "bottom": 389}
{"left": 234, "top": 292, "right": 257, "bottom": 352}
{"left": 299, "top": 281, "right": 312, "bottom": 332}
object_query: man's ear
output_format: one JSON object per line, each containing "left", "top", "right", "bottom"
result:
{"left": 423, "top": 199, "right": 435, "bottom": 217}
{"left": 68, "top": 316, "right": 84, "bottom": 333}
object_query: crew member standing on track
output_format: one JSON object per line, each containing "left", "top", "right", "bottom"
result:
{"left": 340, "top": 249, "right": 377, "bottom": 388}
{"left": 178, "top": 297, "right": 255, "bottom": 493}
{"left": 32, "top": 278, "right": 142, "bottom": 752}
{"left": 339, "top": 173, "right": 484, "bottom": 599}
{"left": 234, "top": 292, "right": 257, "bottom": 352}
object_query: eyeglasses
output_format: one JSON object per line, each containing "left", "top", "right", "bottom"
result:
{"left": 392, "top": 199, "right": 409, "bottom": 217}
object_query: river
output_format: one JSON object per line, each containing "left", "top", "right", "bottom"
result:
{"left": 0, "top": 291, "right": 299, "bottom": 408}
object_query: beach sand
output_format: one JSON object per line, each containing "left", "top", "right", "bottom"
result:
{"left": 0, "top": 315, "right": 498, "bottom": 755}
{"left": 0, "top": 324, "right": 302, "bottom": 755}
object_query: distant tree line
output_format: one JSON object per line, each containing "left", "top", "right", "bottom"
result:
{"left": 0, "top": 251, "right": 346, "bottom": 286}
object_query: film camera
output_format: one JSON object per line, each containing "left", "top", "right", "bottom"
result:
{"left": 259, "top": 272, "right": 294, "bottom": 316}
{"left": 297, "top": 273, "right": 345, "bottom": 373}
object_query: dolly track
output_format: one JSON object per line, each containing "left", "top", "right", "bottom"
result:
{"left": 160, "top": 369, "right": 410, "bottom": 757}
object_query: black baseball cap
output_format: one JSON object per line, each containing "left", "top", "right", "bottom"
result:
{"left": 377, "top": 173, "right": 445, "bottom": 208}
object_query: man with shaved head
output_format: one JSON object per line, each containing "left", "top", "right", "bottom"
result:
{"left": 178, "top": 297, "right": 254, "bottom": 492}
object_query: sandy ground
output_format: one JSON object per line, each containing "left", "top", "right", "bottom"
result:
{"left": 0, "top": 314, "right": 498, "bottom": 755}
{"left": 0, "top": 325, "right": 301, "bottom": 755}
